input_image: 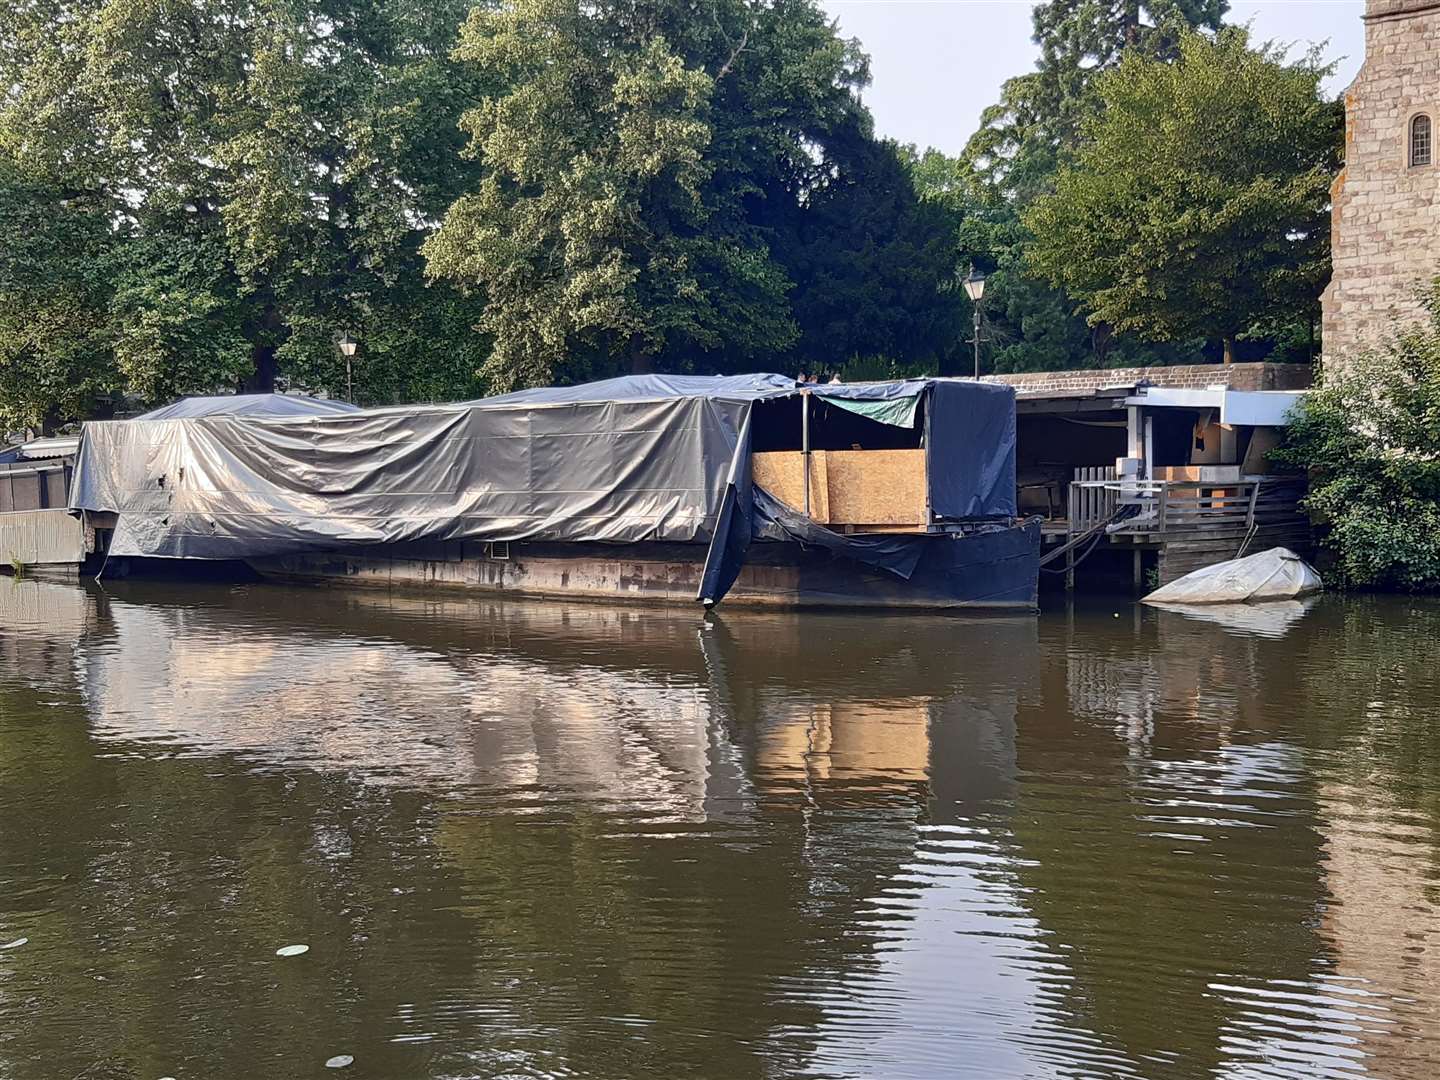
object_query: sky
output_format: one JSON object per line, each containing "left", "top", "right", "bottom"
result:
{"left": 820, "top": 0, "right": 1367, "bottom": 155}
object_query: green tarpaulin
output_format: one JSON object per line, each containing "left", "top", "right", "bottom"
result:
{"left": 821, "top": 393, "right": 921, "bottom": 428}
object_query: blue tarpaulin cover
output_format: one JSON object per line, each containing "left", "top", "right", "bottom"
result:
{"left": 927, "top": 380, "right": 1017, "bottom": 519}
{"left": 71, "top": 374, "right": 1017, "bottom": 604}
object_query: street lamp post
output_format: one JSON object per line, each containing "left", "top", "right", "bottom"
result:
{"left": 962, "top": 268, "right": 987, "bottom": 379}
{"left": 338, "top": 333, "right": 358, "bottom": 402}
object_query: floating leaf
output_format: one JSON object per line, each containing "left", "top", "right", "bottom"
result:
{"left": 275, "top": 944, "right": 309, "bottom": 957}
{"left": 0, "top": 938, "right": 26, "bottom": 950}
{"left": 325, "top": 1054, "right": 354, "bottom": 1069}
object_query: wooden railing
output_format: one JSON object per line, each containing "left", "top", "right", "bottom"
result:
{"left": 1068, "top": 473, "right": 1307, "bottom": 546}
{"left": 1067, "top": 466, "right": 1119, "bottom": 535}
{"left": 1131, "top": 476, "right": 1304, "bottom": 539}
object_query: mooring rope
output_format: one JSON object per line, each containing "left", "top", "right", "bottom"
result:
{"left": 1037, "top": 502, "right": 1141, "bottom": 574}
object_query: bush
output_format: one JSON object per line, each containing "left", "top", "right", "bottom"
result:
{"left": 1279, "top": 285, "right": 1440, "bottom": 590}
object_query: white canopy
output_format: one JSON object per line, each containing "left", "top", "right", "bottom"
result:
{"left": 1123, "top": 387, "right": 1307, "bottom": 426}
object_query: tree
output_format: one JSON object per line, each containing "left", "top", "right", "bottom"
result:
{"left": 426, "top": 4, "right": 740, "bottom": 389}
{"left": 0, "top": 0, "right": 490, "bottom": 427}
{"left": 937, "top": 0, "right": 1228, "bottom": 375}
{"left": 912, "top": 149, "right": 1091, "bottom": 374}
{"left": 424, "top": 0, "right": 943, "bottom": 390}
{"left": 0, "top": 4, "right": 121, "bottom": 434}
{"left": 1023, "top": 28, "right": 1341, "bottom": 365}
{"left": 773, "top": 139, "right": 966, "bottom": 376}
{"left": 907, "top": 146, "right": 1193, "bottom": 374}
{"left": 0, "top": 161, "right": 122, "bottom": 433}
{"left": 965, "top": 0, "right": 1228, "bottom": 205}
{"left": 1279, "top": 285, "right": 1440, "bottom": 591}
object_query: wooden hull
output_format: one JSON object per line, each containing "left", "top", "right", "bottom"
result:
{"left": 251, "top": 522, "right": 1041, "bottom": 612}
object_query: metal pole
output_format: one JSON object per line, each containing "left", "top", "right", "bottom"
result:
{"left": 1065, "top": 481, "right": 1076, "bottom": 591}
{"left": 973, "top": 306, "right": 982, "bottom": 379}
{"left": 346, "top": 355, "right": 353, "bottom": 403}
{"left": 801, "top": 390, "right": 811, "bottom": 516}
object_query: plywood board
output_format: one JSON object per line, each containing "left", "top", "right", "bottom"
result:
{"left": 752, "top": 451, "right": 827, "bottom": 520}
{"left": 824, "top": 450, "right": 927, "bottom": 525}
{"left": 1241, "top": 427, "right": 1282, "bottom": 475}
{"left": 751, "top": 449, "right": 926, "bottom": 527}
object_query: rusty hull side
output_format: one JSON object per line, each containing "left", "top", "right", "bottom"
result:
{"left": 250, "top": 526, "right": 1040, "bottom": 612}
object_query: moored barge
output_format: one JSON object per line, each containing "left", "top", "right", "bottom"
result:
{"left": 69, "top": 374, "right": 1039, "bottom": 610}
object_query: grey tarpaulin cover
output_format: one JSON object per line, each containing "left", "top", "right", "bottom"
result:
{"left": 135, "top": 393, "right": 361, "bottom": 421}
{"left": 1142, "top": 548, "right": 1322, "bottom": 606}
{"left": 70, "top": 375, "right": 1017, "bottom": 603}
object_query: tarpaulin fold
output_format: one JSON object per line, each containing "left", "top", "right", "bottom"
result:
{"left": 136, "top": 393, "right": 361, "bottom": 421}
{"left": 751, "top": 488, "right": 928, "bottom": 577}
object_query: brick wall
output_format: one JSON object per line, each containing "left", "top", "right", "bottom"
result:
{"left": 1321, "top": 0, "right": 1440, "bottom": 370}
{"left": 1366, "top": 0, "right": 1440, "bottom": 20}
{"left": 979, "top": 362, "right": 1313, "bottom": 396}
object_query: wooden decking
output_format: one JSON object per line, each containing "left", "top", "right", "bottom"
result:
{"left": 1048, "top": 470, "right": 1311, "bottom": 587}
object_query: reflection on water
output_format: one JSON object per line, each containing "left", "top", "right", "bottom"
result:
{"left": 1144, "top": 597, "right": 1320, "bottom": 639}
{"left": 2, "top": 578, "right": 1440, "bottom": 1079}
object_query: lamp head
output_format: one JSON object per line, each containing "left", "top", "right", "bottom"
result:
{"left": 962, "top": 268, "right": 986, "bottom": 303}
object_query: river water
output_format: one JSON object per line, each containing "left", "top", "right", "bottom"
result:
{"left": 2, "top": 576, "right": 1439, "bottom": 1079}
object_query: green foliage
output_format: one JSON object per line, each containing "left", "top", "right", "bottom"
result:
{"left": 0, "top": 0, "right": 1342, "bottom": 418}
{"left": 965, "top": 0, "right": 1228, "bottom": 206}
{"left": 836, "top": 355, "right": 936, "bottom": 383}
{"left": 0, "top": 161, "right": 121, "bottom": 431}
{"left": 424, "top": 2, "right": 745, "bottom": 389}
{"left": 778, "top": 139, "right": 966, "bottom": 374}
{"left": 1279, "top": 290, "right": 1440, "bottom": 591}
{"left": 278, "top": 278, "right": 492, "bottom": 405}
{"left": 426, "top": 0, "right": 960, "bottom": 389}
{"left": 1023, "top": 28, "right": 1341, "bottom": 361}
{"left": 954, "top": 188, "right": 1103, "bottom": 373}
{"left": 945, "top": 0, "right": 1241, "bottom": 374}
{"left": 0, "top": 0, "right": 490, "bottom": 424}
{"left": 910, "top": 145, "right": 1202, "bottom": 374}
{"left": 110, "top": 231, "right": 253, "bottom": 404}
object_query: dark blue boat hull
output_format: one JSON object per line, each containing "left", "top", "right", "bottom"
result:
{"left": 253, "top": 520, "right": 1041, "bottom": 612}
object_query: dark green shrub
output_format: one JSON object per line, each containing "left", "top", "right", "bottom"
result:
{"left": 1279, "top": 285, "right": 1440, "bottom": 590}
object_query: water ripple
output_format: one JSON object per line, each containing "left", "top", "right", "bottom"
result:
{"left": 3, "top": 580, "right": 1440, "bottom": 1077}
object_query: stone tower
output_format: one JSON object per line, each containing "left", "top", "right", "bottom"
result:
{"left": 1320, "top": 0, "right": 1440, "bottom": 369}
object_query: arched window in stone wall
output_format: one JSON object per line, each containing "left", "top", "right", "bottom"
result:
{"left": 1412, "top": 114, "right": 1433, "bottom": 167}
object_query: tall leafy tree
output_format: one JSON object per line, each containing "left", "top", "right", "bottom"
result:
{"left": 425, "top": 2, "right": 745, "bottom": 388}
{"left": 425, "top": 0, "right": 949, "bottom": 389}
{"left": 1023, "top": 28, "right": 1341, "bottom": 364}
{"left": 0, "top": 0, "right": 490, "bottom": 428}
{"left": 966, "top": 0, "right": 1228, "bottom": 204}
{"left": 0, "top": 162, "right": 121, "bottom": 432}
{"left": 771, "top": 138, "right": 966, "bottom": 375}
{"left": 944, "top": 0, "right": 1227, "bottom": 374}
{"left": 910, "top": 148, "right": 1092, "bottom": 374}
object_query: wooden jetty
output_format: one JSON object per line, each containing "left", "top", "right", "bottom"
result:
{"left": 1055, "top": 469, "right": 1311, "bottom": 588}
{"left": 982, "top": 362, "right": 1315, "bottom": 590}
